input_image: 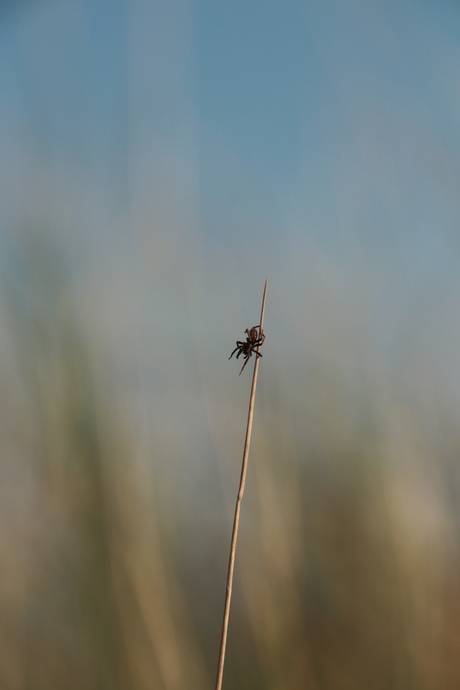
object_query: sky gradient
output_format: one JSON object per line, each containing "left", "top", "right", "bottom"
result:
{"left": 1, "top": 0, "right": 460, "bottom": 408}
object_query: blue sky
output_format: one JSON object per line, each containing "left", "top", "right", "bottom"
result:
{"left": 2, "top": 0, "right": 460, "bottom": 245}
{"left": 1, "top": 0, "right": 460, "bottom": 407}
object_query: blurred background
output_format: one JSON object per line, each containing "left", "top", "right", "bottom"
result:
{"left": 2, "top": 0, "right": 460, "bottom": 688}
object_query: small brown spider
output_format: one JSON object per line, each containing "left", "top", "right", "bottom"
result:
{"left": 229, "top": 325, "right": 266, "bottom": 375}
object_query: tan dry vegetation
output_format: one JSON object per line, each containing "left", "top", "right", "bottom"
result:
{"left": 1, "top": 255, "right": 460, "bottom": 690}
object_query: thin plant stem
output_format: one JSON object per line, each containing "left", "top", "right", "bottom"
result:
{"left": 214, "top": 279, "right": 268, "bottom": 690}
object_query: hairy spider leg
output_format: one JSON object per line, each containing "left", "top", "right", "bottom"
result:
{"left": 239, "top": 356, "right": 251, "bottom": 375}
{"left": 251, "top": 337, "right": 264, "bottom": 347}
{"left": 238, "top": 349, "right": 263, "bottom": 375}
{"left": 229, "top": 342, "right": 246, "bottom": 360}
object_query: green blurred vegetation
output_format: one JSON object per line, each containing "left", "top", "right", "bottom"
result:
{"left": 1, "top": 244, "right": 460, "bottom": 690}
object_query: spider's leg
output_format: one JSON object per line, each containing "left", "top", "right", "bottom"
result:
{"left": 229, "top": 340, "right": 246, "bottom": 357}
{"left": 254, "top": 351, "right": 263, "bottom": 358}
{"left": 229, "top": 341, "right": 246, "bottom": 358}
{"left": 239, "top": 353, "right": 252, "bottom": 375}
{"left": 238, "top": 346, "right": 252, "bottom": 359}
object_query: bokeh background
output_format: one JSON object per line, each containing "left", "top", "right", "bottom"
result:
{"left": 2, "top": 1, "right": 460, "bottom": 688}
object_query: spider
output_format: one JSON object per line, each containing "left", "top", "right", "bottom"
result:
{"left": 229, "top": 325, "right": 266, "bottom": 375}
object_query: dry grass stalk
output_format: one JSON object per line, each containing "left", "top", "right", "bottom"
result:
{"left": 214, "top": 279, "right": 268, "bottom": 690}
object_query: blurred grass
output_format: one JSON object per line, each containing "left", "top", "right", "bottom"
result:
{"left": 1, "top": 243, "right": 460, "bottom": 690}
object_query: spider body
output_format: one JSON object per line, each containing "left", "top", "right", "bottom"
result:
{"left": 229, "top": 325, "right": 266, "bottom": 375}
